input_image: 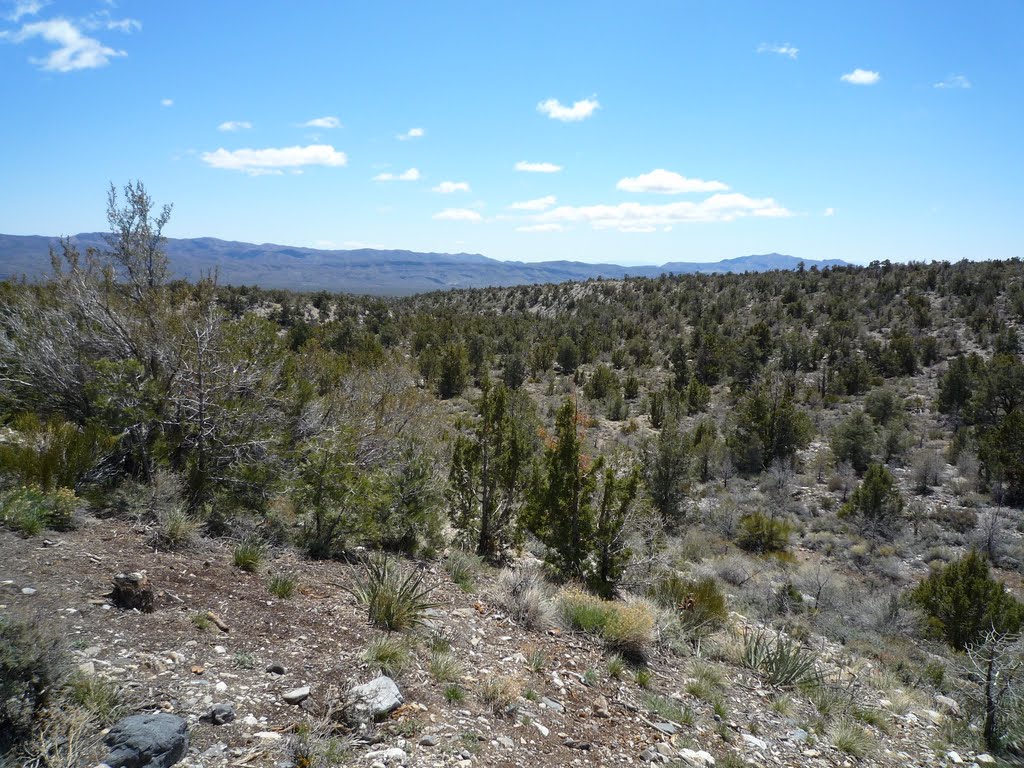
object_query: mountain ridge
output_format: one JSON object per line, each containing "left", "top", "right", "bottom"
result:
{"left": 0, "top": 232, "right": 851, "bottom": 295}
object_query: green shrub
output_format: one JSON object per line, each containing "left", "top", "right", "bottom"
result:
{"left": 444, "top": 550, "right": 480, "bottom": 592}
{"left": 232, "top": 539, "right": 264, "bottom": 572}
{"left": 736, "top": 512, "right": 792, "bottom": 554}
{"left": 828, "top": 717, "right": 875, "bottom": 758}
{"left": 741, "top": 628, "right": 820, "bottom": 688}
{"left": 0, "top": 486, "right": 77, "bottom": 535}
{"left": 150, "top": 508, "right": 197, "bottom": 551}
{"left": 648, "top": 574, "right": 728, "bottom": 636}
{"left": 909, "top": 549, "right": 1024, "bottom": 650}
{"left": 354, "top": 556, "right": 437, "bottom": 632}
{"left": 0, "top": 613, "right": 68, "bottom": 755}
{"left": 363, "top": 635, "right": 412, "bottom": 677}
{"left": 478, "top": 675, "right": 521, "bottom": 715}
{"left": 0, "top": 414, "right": 114, "bottom": 492}
{"left": 268, "top": 573, "right": 296, "bottom": 599}
{"left": 558, "top": 589, "right": 654, "bottom": 659}
{"left": 429, "top": 650, "right": 463, "bottom": 684}
{"left": 840, "top": 463, "right": 903, "bottom": 536}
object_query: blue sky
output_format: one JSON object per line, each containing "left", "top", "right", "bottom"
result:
{"left": 1, "top": 1, "right": 1021, "bottom": 266}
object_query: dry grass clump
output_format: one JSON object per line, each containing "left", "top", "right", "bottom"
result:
{"left": 558, "top": 588, "right": 654, "bottom": 660}
{"left": 478, "top": 675, "right": 522, "bottom": 716}
{"left": 491, "top": 566, "right": 555, "bottom": 630}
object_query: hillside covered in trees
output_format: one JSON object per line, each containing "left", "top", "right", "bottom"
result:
{"left": 2, "top": 184, "right": 1023, "bottom": 767}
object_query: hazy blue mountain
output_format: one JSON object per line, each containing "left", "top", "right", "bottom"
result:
{"left": 0, "top": 232, "right": 850, "bottom": 295}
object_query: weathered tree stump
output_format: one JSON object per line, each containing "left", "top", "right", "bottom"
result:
{"left": 111, "top": 571, "right": 155, "bottom": 613}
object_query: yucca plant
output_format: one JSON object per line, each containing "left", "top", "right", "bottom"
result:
{"left": 268, "top": 573, "right": 296, "bottom": 599}
{"left": 353, "top": 556, "right": 437, "bottom": 632}
{"left": 741, "top": 628, "right": 820, "bottom": 688}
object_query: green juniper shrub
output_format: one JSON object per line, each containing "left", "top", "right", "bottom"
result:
{"left": 0, "top": 613, "right": 68, "bottom": 756}
{"left": 737, "top": 511, "right": 793, "bottom": 554}
{"left": 909, "top": 549, "right": 1024, "bottom": 650}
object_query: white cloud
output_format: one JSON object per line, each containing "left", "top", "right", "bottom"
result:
{"left": 824, "top": 207, "right": 835, "bottom": 217}
{"left": 218, "top": 120, "right": 252, "bottom": 131}
{"left": 934, "top": 74, "right": 971, "bottom": 89}
{"left": 515, "top": 161, "right": 563, "bottom": 173}
{"left": 160, "top": 98, "right": 173, "bottom": 107}
{"left": 397, "top": 127, "right": 424, "bottom": 140}
{"left": 536, "top": 193, "right": 792, "bottom": 232}
{"left": 102, "top": 17, "right": 140, "bottom": 33}
{"left": 433, "top": 181, "right": 470, "bottom": 193}
{"left": 6, "top": 18, "right": 125, "bottom": 71}
{"left": 201, "top": 144, "right": 348, "bottom": 175}
{"left": 302, "top": 116, "right": 341, "bottom": 129}
{"left": 841, "top": 68, "right": 880, "bottom": 85}
{"left": 757, "top": 42, "right": 798, "bottom": 59}
{"left": 536, "top": 97, "right": 600, "bottom": 122}
{"left": 8, "top": 1, "right": 46, "bottom": 21}
{"left": 433, "top": 208, "right": 482, "bottom": 222}
{"left": 373, "top": 168, "right": 421, "bottom": 182}
{"left": 616, "top": 169, "right": 729, "bottom": 194}
{"left": 516, "top": 223, "right": 565, "bottom": 232}
{"left": 509, "top": 195, "right": 557, "bottom": 211}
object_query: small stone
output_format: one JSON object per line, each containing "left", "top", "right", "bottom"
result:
{"left": 254, "top": 731, "right": 282, "bottom": 741}
{"left": 346, "top": 676, "right": 403, "bottom": 721}
{"left": 364, "top": 747, "right": 407, "bottom": 765}
{"left": 540, "top": 696, "right": 564, "bottom": 713}
{"left": 282, "top": 686, "right": 310, "bottom": 705}
{"left": 592, "top": 695, "right": 611, "bottom": 718}
{"left": 533, "top": 721, "right": 549, "bottom": 738}
{"left": 418, "top": 735, "right": 438, "bottom": 747}
{"left": 788, "top": 728, "right": 809, "bottom": 743}
{"left": 653, "top": 722, "right": 677, "bottom": 736}
{"left": 21, "top": 587, "right": 37, "bottom": 595}
{"left": 214, "top": 681, "right": 228, "bottom": 693}
{"left": 78, "top": 661, "right": 96, "bottom": 676}
{"left": 214, "top": 645, "right": 226, "bottom": 655}
{"left": 497, "top": 736, "right": 514, "bottom": 749}
{"left": 936, "top": 695, "right": 961, "bottom": 716}
{"left": 200, "top": 703, "right": 236, "bottom": 725}
{"left": 742, "top": 734, "right": 768, "bottom": 751}
{"left": 655, "top": 742, "right": 675, "bottom": 757}
{"left": 242, "top": 715, "right": 259, "bottom": 727}
{"left": 976, "top": 754, "right": 996, "bottom": 764}
{"left": 947, "top": 752, "right": 963, "bottom": 765}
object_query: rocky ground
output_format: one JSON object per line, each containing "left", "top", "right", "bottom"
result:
{"left": 0, "top": 515, "right": 1005, "bottom": 768}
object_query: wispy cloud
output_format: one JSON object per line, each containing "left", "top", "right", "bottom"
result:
{"left": 515, "top": 161, "right": 563, "bottom": 173}
{"left": 824, "top": 207, "right": 835, "bottom": 217}
{"left": 302, "top": 116, "right": 341, "bottom": 129}
{"left": 537, "top": 97, "right": 600, "bottom": 122}
{"left": 433, "top": 208, "right": 482, "bottom": 222}
{"left": 841, "top": 68, "right": 880, "bottom": 85}
{"left": 373, "top": 168, "right": 421, "bottom": 182}
{"left": 7, "top": 1, "right": 47, "bottom": 22}
{"left": 397, "top": 127, "right": 424, "bottom": 140}
{"left": 160, "top": 98, "right": 173, "bottom": 107}
{"left": 616, "top": 169, "right": 729, "bottom": 194}
{"left": 433, "top": 181, "right": 470, "bottom": 193}
{"left": 535, "top": 193, "right": 792, "bottom": 232}
{"left": 516, "top": 223, "right": 565, "bottom": 232}
{"left": 934, "top": 74, "right": 971, "bottom": 90}
{"left": 757, "top": 42, "right": 798, "bottom": 59}
{"left": 201, "top": 144, "right": 348, "bottom": 175}
{"left": 4, "top": 18, "right": 125, "bottom": 71}
{"left": 509, "top": 195, "right": 557, "bottom": 211}
{"left": 218, "top": 120, "right": 252, "bottom": 131}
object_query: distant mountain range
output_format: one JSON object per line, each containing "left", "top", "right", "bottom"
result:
{"left": 0, "top": 232, "right": 851, "bottom": 295}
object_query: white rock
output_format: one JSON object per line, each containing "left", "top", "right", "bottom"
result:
{"left": 282, "top": 686, "right": 310, "bottom": 705}
{"left": 364, "top": 747, "right": 407, "bottom": 765}
{"left": 214, "top": 681, "right": 228, "bottom": 693}
{"left": 947, "top": 752, "right": 963, "bottom": 765}
{"left": 976, "top": 755, "right": 996, "bottom": 764}
{"left": 214, "top": 645, "right": 227, "bottom": 654}
{"left": 742, "top": 734, "right": 768, "bottom": 751}
{"left": 533, "top": 721, "right": 549, "bottom": 738}
{"left": 253, "top": 731, "right": 281, "bottom": 740}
